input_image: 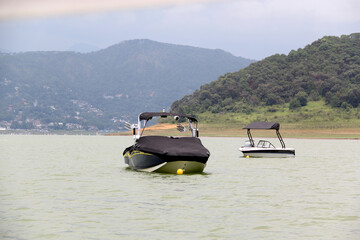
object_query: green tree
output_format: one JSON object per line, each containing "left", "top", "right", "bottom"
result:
{"left": 295, "top": 91, "right": 308, "bottom": 106}
{"left": 289, "top": 99, "right": 301, "bottom": 110}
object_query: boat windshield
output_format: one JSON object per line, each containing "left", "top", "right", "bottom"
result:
{"left": 257, "top": 140, "right": 276, "bottom": 148}
{"left": 135, "top": 112, "right": 199, "bottom": 139}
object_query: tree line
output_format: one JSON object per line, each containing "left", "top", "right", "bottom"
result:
{"left": 171, "top": 33, "right": 360, "bottom": 115}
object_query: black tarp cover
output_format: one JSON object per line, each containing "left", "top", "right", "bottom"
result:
{"left": 132, "top": 136, "right": 210, "bottom": 160}
{"left": 243, "top": 122, "right": 280, "bottom": 130}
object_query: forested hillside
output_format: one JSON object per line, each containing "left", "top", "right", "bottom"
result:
{"left": 0, "top": 39, "right": 253, "bottom": 131}
{"left": 171, "top": 34, "right": 360, "bottom": 118}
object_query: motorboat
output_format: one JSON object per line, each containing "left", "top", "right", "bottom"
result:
{"left": 239, "top": 122, "right": 295, "bottom": 158}
{"left": 123, "top": 112, "right": 210, "bottom": 174}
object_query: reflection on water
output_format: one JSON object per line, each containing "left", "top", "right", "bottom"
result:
{"left": 0, "top": 135, "right": 359, "bottom": 239}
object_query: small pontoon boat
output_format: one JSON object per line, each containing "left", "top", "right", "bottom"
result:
{"left": 239, "top": 122, "right": 295, "bottom": 158}
{"left": 123, "top": 112, "right": 210, "bottom": 174}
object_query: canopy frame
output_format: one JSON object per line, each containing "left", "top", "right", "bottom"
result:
{"left": 134, "top": 112, "right": 199, "bottom": 139}
{"left": 244, "top": 122, "right": 286, "bottom": 148}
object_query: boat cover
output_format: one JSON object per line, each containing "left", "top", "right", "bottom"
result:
{"left": 124, "top": 136, "right": 210, "bottom": 162}
{"left": 243, "top": 122, "right": 280, "bottom": 130}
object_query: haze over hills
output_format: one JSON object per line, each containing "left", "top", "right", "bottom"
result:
{"left": 0, "top": 39, "right": 254, "bottom": 131}
{"left": 66, "top": 43, "right": 101, "bottom": 53}
{"left": 171, "top": 33, "right": 360, "bottom": 120}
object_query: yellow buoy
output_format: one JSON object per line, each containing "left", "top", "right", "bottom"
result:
{"left": 177, "top": 169, "right": 184, "bottom": 174}
{"left": 245, "top": 155, "right": 250, "bottom": 158}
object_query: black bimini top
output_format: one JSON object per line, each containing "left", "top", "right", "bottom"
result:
{"left": 139, "top": 112, "right": 197, "bottom": 122}
{"left": 243, "top": 122, "right": 280, "bottom": 130}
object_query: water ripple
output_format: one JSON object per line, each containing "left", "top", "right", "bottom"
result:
{"left": 0, "top": 136, "right": 359, "bottom": 239}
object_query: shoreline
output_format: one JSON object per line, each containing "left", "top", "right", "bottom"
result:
{"left": 105, "top": 123, "right": 360, "bottom": 139}
{"left": 1, "top": 124, "right": 359, "bottom": 139}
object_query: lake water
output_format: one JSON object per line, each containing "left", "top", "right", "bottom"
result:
{"left": 0, "top": 135, "right": 359, "bottom": 240}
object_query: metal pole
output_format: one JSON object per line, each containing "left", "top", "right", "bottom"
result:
{"left": 247, "top": 129, "right": 254, "bottom": 147}
{"left": 276, "top": 130, "right": 286, "bottom": 148}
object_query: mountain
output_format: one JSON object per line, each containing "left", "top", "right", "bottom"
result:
{"left": 0, "top": 48, "right": 11, "bottom": 53}
{"left": 66, "top": 43, "right": 101, "bottom": 53}
{"left": 0, "top": 39, "right": 254, "bottom": 131}
{"left": 171, "top": 33, "right": 360, "bottom": 116}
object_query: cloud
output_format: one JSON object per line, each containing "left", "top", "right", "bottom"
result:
{"left": 0, "top": 0, "right": 220, "bottom": 20}
{"left": 1, "top": 0, "right": 359, "bottom": 59}
{"left": 211, "top": 0, "right": 360, "bottom": 23}
{"left": 144, "top": 0, "right": 359, "bottom": 59}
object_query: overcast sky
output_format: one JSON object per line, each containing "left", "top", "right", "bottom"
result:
{"left": 0, "top": 0, "right": 359, "bottom": 60}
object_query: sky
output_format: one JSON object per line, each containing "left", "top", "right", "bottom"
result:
{"left": 0, "top": 0, "right": 359, "bottom": 60}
